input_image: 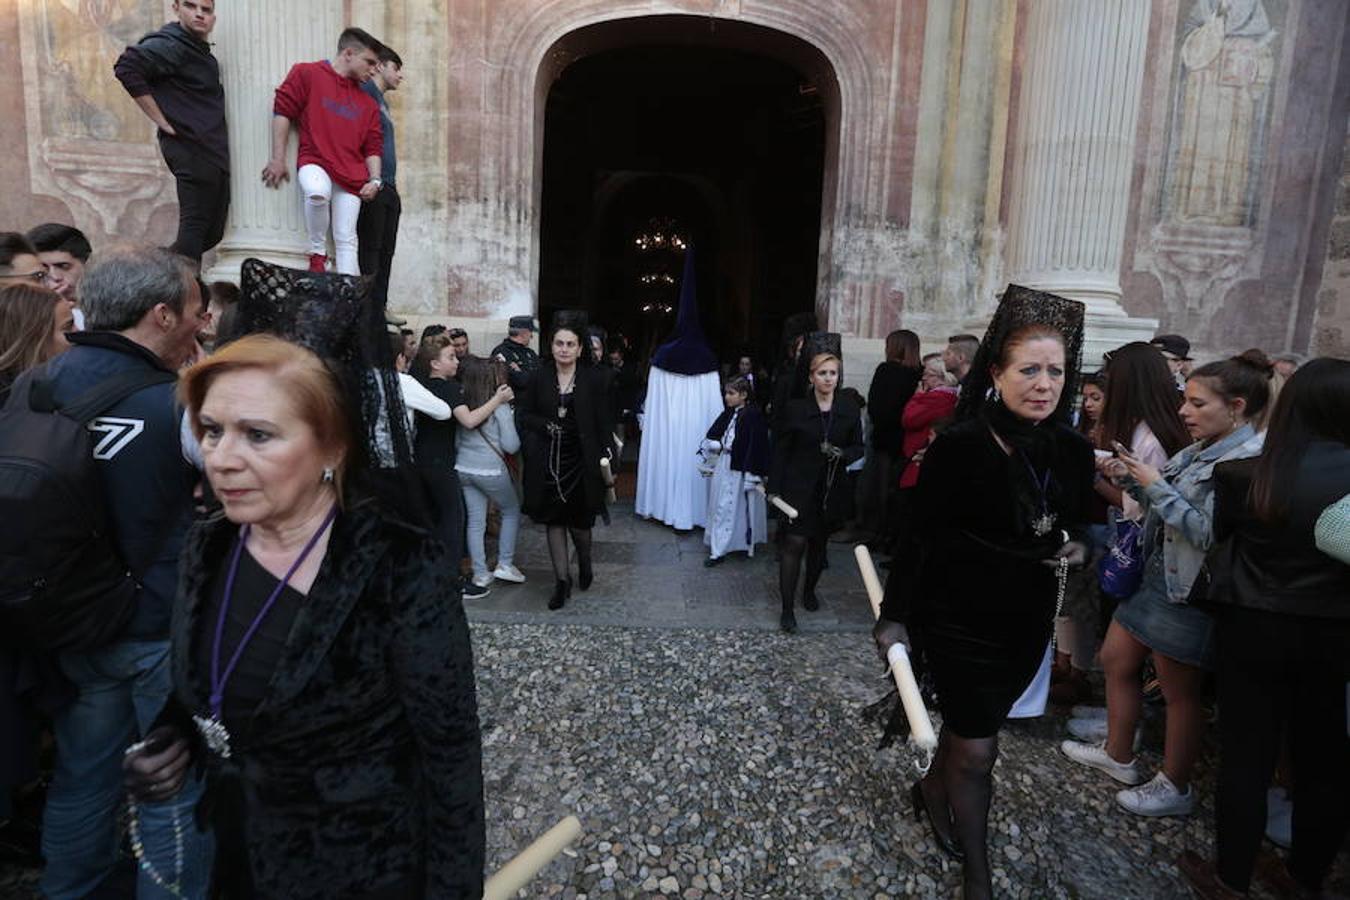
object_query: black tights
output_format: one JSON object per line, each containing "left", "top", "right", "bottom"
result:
{"left": 777, "top": 533, "right": 826, "bottom": 611}
{"left": 545, "top": 525, "right": 592, "bottom": 582}
{"left": 922, "top": 727, "right": 999, "bottom": 900}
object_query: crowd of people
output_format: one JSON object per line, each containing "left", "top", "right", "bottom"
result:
{"left": 0, "top": 1, "right": 1345, "bottom": 897}
{"left": 4, "top": 230, "right": 1348, "bottom": 896}
{"left": 867, "top": 310, "right": 1347, "bottom": 900}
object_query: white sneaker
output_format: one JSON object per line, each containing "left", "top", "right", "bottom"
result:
{"left": 492, "top": 564, "right": 526, "bottom": 583}
{"left": 471, "top": 574, "right": 493, "bottom": 589}
{"left": 1116, "top": 772, "right": 1194, "bottom": 817}
{"left": 1265, "top": 786, "right": 1292, "bottom": 848}
{"left": 1060, "top": 740, "right": 1146, "bottom": 785}
{"left": 1070, "top": 704, "right": 1108, "bottom": 720}
{"left": 1066, "top": 717, "right": 1143, "bottom": 750}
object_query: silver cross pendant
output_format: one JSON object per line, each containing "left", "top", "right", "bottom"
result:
{"left": 193, "top": 713, "right": 233, "bottom": 759}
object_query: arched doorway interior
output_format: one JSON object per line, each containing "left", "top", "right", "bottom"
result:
{"left": 537, "top": 17, "right": 831, "bottom": 369}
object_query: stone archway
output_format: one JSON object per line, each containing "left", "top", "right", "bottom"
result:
{"left": 442, "top": 1, "right": 891, "bottom": 336}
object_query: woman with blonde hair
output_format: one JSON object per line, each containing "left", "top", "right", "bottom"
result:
{"left": 768, "top": 333, "right": 864, "bottom": 632}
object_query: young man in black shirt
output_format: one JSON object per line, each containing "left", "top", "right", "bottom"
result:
{"left": 114, "top": 0, "right": 229, "bottom": 265}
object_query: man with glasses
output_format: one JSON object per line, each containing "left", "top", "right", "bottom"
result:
{"left": 27, "top": 224, "right": 91, "bottom": 330}
{"left": 0, "top": 233, "right": 46, "bottom": 286}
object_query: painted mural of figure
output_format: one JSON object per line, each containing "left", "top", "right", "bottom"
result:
{"left": 40, "top": 0, "right": 154, "bottom": 142}
{"left": 1169, "top": 0, "right": 1276, "bottom": 228}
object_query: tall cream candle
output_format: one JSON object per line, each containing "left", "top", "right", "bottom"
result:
{"left": 483, "top": 815, "right": 584, "bottom": 900}
{"left": 753, "top": 485, "right": 799, "bottom": 520}
{"left": 854, "top": 545, "right": 939, "bottom": 751}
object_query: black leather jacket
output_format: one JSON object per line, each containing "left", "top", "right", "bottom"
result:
{"left": 1211, "top": 441, "right": 1350, "bottom": 619}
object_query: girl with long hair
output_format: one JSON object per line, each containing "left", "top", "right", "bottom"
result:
{"left": 1059, "top": 345, "right": 1191, "bottom": 711}
{"left": 0, "top": 284, "right": 75, "bottom": 400}
{"left": 1076, "top": 371, "right": 1105, "bottom": 440}
{"left": 456, "top": 356, "right": 524, "bottom": 588}
{"left": 1063, "top": 355, "right": 1272, "bottom": 818}
{"left": 1179, "top": 358, "right": 1350, "bottom": 898}
{"left": 1050, "top": 370, "right": 1112, "bottom": 705}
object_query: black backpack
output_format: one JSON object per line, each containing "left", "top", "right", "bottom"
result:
{"left": 0, "top": 365, "right": 176, "bottom": 651}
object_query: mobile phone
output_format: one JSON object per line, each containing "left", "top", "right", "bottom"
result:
{"left": 1093, "top": 449, "right": 1113, "bottom": 460}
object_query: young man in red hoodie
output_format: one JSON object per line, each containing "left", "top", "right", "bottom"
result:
{"left": 261, "top": 28, "right": 383, "bottom": 275}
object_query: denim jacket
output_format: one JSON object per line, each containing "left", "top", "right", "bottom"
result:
{"left": 1127, "top": 423, "right": 1265, "bottom": 603}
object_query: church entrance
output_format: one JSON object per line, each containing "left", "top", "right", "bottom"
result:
{"left": 537, "top": 16, "right": 832, "bottom": 371}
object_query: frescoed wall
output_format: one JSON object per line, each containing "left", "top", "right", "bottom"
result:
{"left": 0, "top": 0, "right": 1344, "bottom": 363}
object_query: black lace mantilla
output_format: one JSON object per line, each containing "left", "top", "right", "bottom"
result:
{"left": 955, "top": 284, "right": 1086, "bottom": 426}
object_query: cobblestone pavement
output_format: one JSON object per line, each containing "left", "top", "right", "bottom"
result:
{"left": 4, "top": 503, "right": 1345, "bottom": 897}
{"left": 475, "top": 622, "right": 1226, "bottom": 900}
{"left": 472, "top": 506, "right": 1343, "bottom": 899}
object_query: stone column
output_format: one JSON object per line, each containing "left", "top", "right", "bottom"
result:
{"left": 1003, "top": 0, "right": 1158, "bottom": 367}
{"left": 205, "top": 3, "right": 345, "bottom": 284}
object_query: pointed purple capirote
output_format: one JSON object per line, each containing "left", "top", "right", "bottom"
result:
{"left": 650, "top": 245, "right": 718, "bottom": 375}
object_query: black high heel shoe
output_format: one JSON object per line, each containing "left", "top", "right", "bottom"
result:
{"left": 910, "top": 781, "right": 963, "bottom": 861}
{"left": 577, "top": 557, "right": 593, "bottom": 592}
{"left": 548, "top": 578, "right": 571, "bottom": 610}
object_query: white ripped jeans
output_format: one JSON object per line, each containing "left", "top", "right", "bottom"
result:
{"left": 297, "top": 164, "right": 360, "bottom": 274}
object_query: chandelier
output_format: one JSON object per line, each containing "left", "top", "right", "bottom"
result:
{"left": 631, "top": 216, "right": 685, "bottom": 316}
{"left": 632, "top": 217, "right": 688, "bottom": 253}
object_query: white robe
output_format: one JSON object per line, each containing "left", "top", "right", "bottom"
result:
{"left": 701, "top": 414, "right": 768, "bottom": 559}
{"left": 635, "top": 367, "right": 724, "bottom": 529}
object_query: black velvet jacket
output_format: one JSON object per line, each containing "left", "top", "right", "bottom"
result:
{"left": 768, "top": 395, "right": 865, "bottom": 527}
{"left": 881, "top": 417, "right": 1095, "bottom": 622}
{"left": 516, "top": 362, "right": 615, "bottom": 517}
{"left": 867, "top": 361, "right": 922, "bottom": 453}
{"left": 170, "top": 501, "right": 484, "bottom": 898}
{"left": 706, "top": 405, "right": 771, "bottom": 477}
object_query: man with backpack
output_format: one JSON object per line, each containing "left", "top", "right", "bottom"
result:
{"left": 0, "top": 245, "right": 212, "bottom": 897}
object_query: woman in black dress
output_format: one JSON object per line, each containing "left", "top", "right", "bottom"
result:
{"left": 769, "top": 333, "right": 864, "bottom": 632}
{"left": 875, "top": 286, "right": 1094, "bottom": 900}
{"left": 517, "top": 312, "right": 615, "bottom": 610}
{"left": 122, "top": 261, "right": 484, "bottom": 899}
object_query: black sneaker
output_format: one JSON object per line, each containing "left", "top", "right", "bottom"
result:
{"left": 461, "top": 580, "right": 490, "bottom": 600}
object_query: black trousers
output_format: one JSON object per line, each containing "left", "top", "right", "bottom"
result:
{"left": 160, "top": 137, "right": 229, "bottom": 264}
{"left": 357, "top": 184, "right": 401, "bottom": 308}
{"left": 419, "top": 467, "right": 466, "bottom": 564}
{"left": 1214, "top": 605, "right": 1350, "bottom": 892}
